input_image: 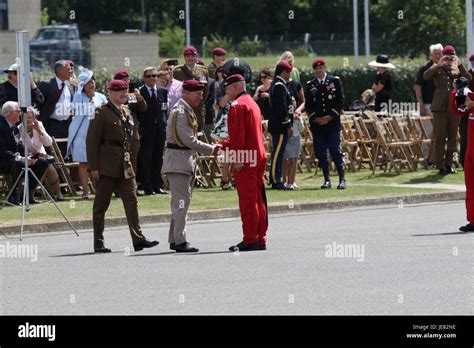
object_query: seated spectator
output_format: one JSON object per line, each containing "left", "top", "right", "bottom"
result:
{"left": 18, "top": 107, "right": 63, "bottom": 201}
{"left": 0, "top": 101, "right": 48, "bottom": 205}
{"left": 349, "top": 89, "right": 376, "bottom": 111}
{"left": 253, "top": 68, "right": 273, "bottom": 120}
{"left": 0, "top": 63, "right": 44, "bottom": 110}
{"left": 67, "top": 68, "right": 107, "bottom": 200}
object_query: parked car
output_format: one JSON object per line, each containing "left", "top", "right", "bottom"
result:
{"left": 30, "top": 24, "right": 83, "bottom": 69}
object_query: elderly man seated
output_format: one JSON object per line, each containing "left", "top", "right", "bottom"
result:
{"left": 0, "top": 101, "right": 48, "bottom": 205}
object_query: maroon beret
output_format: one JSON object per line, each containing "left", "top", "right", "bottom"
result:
{"left": 113, "top": 70, "right": 129, "bottom": 80}
{"left": 442, "top": 45, "right": 456, "bottom": 56}
{"left": 224, "top": 74, "right": 245, "bottom": 87}
{"left": 107, "top": 79, "right": 129, "bottom": 91}
{"left": 183, "top": 46, "right": 198, "bottom": 56}
{"left": 183, "top": 79, "right": 205, "bottom": 91}
{"left": 212, "top": 47, "right": 227, "bottom": 56}
{"left": 312, "top": 58, "right": 326, "bottom": 68}
{"left": 469, "top": 54, "right": 474, "bottom": 62}
{"left": 276, "top": 60, "right": 293, "bottom": 72}
{"left": 196, "top": 59, "right": 205, "bottom": 66}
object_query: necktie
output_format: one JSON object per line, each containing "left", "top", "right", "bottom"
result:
{"left": 52, "top": 82, "right": 66, "bottom": 106}
{"left": 151, "top": 88, "right": 158, "bottom": 108}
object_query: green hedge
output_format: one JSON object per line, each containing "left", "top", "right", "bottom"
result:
{"left": 2, "top": 63, "right": 420, "bottom": 109}
{"left": 300, "top": 64, "right": 420, "bottom": 107}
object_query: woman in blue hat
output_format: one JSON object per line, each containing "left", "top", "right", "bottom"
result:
{"left": 67, "top": 68, "right": 107, "bottom": 199}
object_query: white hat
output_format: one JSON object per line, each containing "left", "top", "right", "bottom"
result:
{"left": 368, "top": 54, "right": 395, "bottom": 69}
{"left": 4, "top": 63, "right": 19, "bottom": 73}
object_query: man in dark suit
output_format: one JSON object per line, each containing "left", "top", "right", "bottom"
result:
{"left": 137, "top": 67, "right": 169, "bottom": 195}
{"left": 37, "top": 60, "right": 75, "bottom": 156}
{"left": 0, "top": 101, "right": 48, "bottom": 205}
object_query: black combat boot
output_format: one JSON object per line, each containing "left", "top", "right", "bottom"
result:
{"left": 321, "top": 167, "right": 331, "bottom": 189}
{"left": 337, "top": 166, "right": 346, "bottom": 190}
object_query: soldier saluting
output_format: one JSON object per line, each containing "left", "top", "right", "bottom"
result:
{"left": 86, "top": 80, "right": 159, "bottom": 253}
{"left": 297, "top": 58, "right": 346, "bottom": 189}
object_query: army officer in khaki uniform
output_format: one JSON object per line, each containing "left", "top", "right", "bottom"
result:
{"left": 423, "top": 45, "right": 472, "bottom": 175}
{"left": 173, "top": 46, "right": 209, "bottom": 131}
{"left": 86, "top": 79, "right": 159, "bottom": 253}
{"left": 162, "top": 80, "right": 221, "bottom": 253}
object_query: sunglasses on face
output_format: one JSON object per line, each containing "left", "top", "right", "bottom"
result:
{"left": 11, "top": 71, "right": 17, "bottom": 75}
{"left": 260, "top": 75, "right": 268, "bottom": 79}
{"left": 145, "top": 74, "right": 157, "bottom": 78}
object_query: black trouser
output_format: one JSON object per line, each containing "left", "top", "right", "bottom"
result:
{"left": 45, "top": 118, "right": 70, "bottom": 158}
{"left": 6, "top": 158, "right": 49, "bottom": 198}
{"left": 138, "top": 127, "right": 166, "bottom": 192}
{"left": 460, "top": 115, "right": 468, "bottom": 168}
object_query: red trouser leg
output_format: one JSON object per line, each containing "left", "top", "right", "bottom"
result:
{"left": 256, "top": 159, "right": 268, "bottom": 245}
{"left": 234, "top": 167, "right": 259, "bottom": 245}
{"left": 465, "top": 120, "right": 474, "bottom": 224}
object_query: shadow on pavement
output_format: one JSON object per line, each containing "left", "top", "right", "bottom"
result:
{"left": 412, "top": 231, "right": 473, "bottom": 237}
{"left": 50, "top": 251, "right": 123, "bottom": 257}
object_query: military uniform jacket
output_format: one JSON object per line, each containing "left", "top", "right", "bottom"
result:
{"left": 126, "top": 93, "right": 147, "bottom": 144}
{"left": 173, "top": 64, "right": 209, "bottom": 129}
{"left": 304, "top": 74, "right": 344, "bottom": 132}
{"left": 268, "top": 76, "right": 293, "bottom": 134}
{"left": 162, "top": 98, "right": 214, "bottom": 175}
{"left": 86, "top": 101, "right": 135, "bottom": 179}
{"left": 423, "top": 62, "right": 472, "bottom": 112}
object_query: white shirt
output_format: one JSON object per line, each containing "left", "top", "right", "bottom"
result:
{"left": 50, "top": 77, "right": 72, "bottom": 121}
{"left": 318, "top": 73, "right": 328, "bottom": 85}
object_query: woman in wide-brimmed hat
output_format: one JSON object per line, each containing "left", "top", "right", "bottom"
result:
{"left": 369, "top": 54, "right": 395, "bottom": 112}
{"left": 67, "top": 67, "right": 107, "bottom": 199}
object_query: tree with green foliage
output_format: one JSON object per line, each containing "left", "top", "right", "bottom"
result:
{"left": 372, "top": 0, "right": 466, "bottom": 58}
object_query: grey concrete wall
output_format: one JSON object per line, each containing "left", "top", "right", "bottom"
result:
{"left": 90, "top": 33, "right": 159, "bottom": 70}
{"left": 7, "top": 0, "right": 41, "bottom": 37}
{"left": 0, "top": 31, "right": 17, "bottom": 68}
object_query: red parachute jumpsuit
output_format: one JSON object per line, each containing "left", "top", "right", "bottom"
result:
{"left": 221, "top": 92, "right": 268, "bottom": 245}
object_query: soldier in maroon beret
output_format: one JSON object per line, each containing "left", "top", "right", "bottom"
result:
{"left": 173, "top": 46, "right": 209, "bottom": 131}
{"left": 86, "top": 79, "right": 159, "bottom": 253}
{"left": 208, "top": 47, "right": 228, "bottom": 80}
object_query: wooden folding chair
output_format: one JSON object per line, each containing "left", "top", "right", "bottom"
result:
{"left": 48, "top": 138, "right": 77, "bottom": 196}
{"left": 387, "top": 116, "right": 420, "bottom": 171}
{"left": 299, "top": 117, "right": 317, "bottom": 173}
{"left": 371, "top": 117, "right": 415, "bottom": 173}
{"left": 353, "top": 116, "right": 376, "bottom": 170}
{"left": 340, "top": 116, "right": 360, "bottom": 171}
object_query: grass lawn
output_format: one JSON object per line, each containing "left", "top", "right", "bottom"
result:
{"left": 240, "top": 55, "right": 427, "bottom": 70}
{"left": 0, "top": 168, "right": 462, "bottom": 226}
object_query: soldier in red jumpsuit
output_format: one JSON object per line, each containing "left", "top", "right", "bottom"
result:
{"left": 221, "top": 74, "right": 268, "bottom": 251}
{"left": 450, "top": 86, "right": 474, "bottom": 231}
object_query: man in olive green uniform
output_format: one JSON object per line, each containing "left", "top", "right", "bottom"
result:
{"left": 113, "top": 70, "right": 147, "bottom": 174}
{"left": 423, "top": 45, "right": 472, "bottom": 175}
{"left": 207, "top": 47, "right": 227, "bottom": 80}
{"left": 162, "top": 80, "right": 220, "bottom": 253}
{"left": 86, "top": 79, "right": 159, "bottom": 253}
{"left": 173, "top": 46, "right": 209, "bottom": 131}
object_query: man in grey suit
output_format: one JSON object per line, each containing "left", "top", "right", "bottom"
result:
{"left": 162, "top": 80, "right": 221, "bottom": 253}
